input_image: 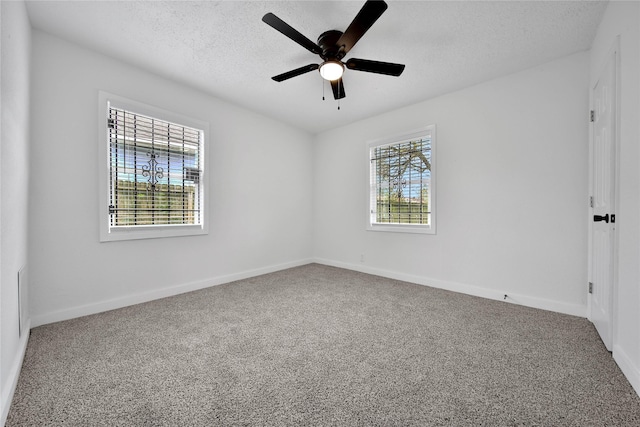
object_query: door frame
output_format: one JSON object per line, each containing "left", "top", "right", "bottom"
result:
{"left": 587, "top": 36, "right": 621, "bottom": 351}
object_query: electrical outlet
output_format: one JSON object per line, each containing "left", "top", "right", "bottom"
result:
{"left": 360, "top": 254, "right": 365, "bottom": 263}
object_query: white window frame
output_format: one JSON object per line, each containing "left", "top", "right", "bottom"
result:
{"left": 98, "top": 91, "right": 210, "bottom": 242}
{"left": 367, "top": 125, "right": 436, "bottom": 235}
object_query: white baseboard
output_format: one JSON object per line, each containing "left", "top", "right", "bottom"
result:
{"left": 313, "top": 257, "right": 587, "bottom": 318}
{"left": 31, "top": 259, "right": 313, "bottom": 327}
{"left": 613, "top": 344, "right": 640, "bottom": 397}
{"left": 1, "top": 319, "right": 31, "bottom": 426}
{"left": 32, "top": 257, "right": 587, "bottom": 327}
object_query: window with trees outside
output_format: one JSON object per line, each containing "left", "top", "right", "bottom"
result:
{"left": 368, "top": 126, "right": 436, "bottom": 234}
{"left": 99, "top": 92, "right": 209, "bottom": 242}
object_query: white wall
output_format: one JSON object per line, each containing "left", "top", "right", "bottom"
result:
{"left": 589, "top": 0, "right": 640, "bottom": 395}
{"left": 313, "top": 52, "right": 590, "bottom": 317}
{"left": 0, "top": 0, "right": 31, "bottom": 423}
{"left": 28, "top": 31, "right": 314, "bottom": 326}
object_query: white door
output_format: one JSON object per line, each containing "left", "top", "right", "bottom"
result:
{"left": 590, "top": 50, "right": 617, "bottom": 351}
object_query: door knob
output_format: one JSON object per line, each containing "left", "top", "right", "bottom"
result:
{"left": 594, "top": 213, "right": 609, "bottom": 223}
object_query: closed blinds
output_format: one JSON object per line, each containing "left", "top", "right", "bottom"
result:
{"left": 371, "top": 137, "right": 431, "bottom": 225}
{"left": 108, "top": 106, "right": 203, "bottom": 227}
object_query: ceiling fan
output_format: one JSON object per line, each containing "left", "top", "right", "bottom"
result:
{"left": 262, "top": 0, "right": 405, "bottom": 101}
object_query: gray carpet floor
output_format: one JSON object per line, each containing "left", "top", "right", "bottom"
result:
{"left": 7, "top": 263, "right": 640, "bottom": 426}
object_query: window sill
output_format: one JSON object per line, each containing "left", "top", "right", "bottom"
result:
{"left": 367, "top": 223, "right": 435, "bottom": 235}
{"left": 100, "top": 224, "right": 207, "bottom": 242}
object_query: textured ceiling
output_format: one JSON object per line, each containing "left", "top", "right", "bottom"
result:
{"left": 25, "top": 0, "right": 608, "bottom": 134}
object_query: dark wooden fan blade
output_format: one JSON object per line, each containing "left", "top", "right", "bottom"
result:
{"left": 346, "top": 58, "right": 405, "bottom": 76}
{"left": 272, "top": 64, "right": 319, "bottom": 82}
{"left": 337, "top": 0, "right": 388, "bottom": 54}
{"left": 262, "top": 13, "right": 322, "bottom": 55}
{"left": 331, "top": 78, "right": 346, "bottom": 100}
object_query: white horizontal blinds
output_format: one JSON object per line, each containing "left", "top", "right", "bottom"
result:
{"left": 108, "top": 107, "right": 202, "bottom": 227}
{"left": 372, "top": 136, "right": 431, "bottom": 225}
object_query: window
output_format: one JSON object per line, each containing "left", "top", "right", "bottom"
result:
{"left": 368, "top": 126, "right": 436, "bottom": 234}
{"left": 99, "top": 92, "right": 209, "bottom": 241}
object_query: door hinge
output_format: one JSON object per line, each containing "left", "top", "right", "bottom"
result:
{"left": 588, "top": 282, "right": 593, "bottom": 294}
{"left": 590, "top": 110, "right": 595, "bottom": 122}
{"left": 108, "top": 205, "right": 115, "bottom": 214}
{"left": 107, "top": 118, "right": 115, "bottom": 129}
{"left": 590, "top": 196, "right": 594, "bottom": 208}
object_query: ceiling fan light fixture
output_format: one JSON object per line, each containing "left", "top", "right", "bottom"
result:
{"left": 319, "top": 60, "right": 345, "bottom": 81}
{"left": 263, "top": 0, "right": 405, "bottom": 101}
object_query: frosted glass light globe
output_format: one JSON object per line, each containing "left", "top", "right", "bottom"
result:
{"left": 319, "top": 61, "right": 344, "bottom": 81}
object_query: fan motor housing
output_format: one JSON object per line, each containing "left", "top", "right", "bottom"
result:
{"left": 318, "top": 30, "right": 345, "bottom": 60}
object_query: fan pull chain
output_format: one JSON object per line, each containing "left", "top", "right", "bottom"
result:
{"left": 322, "top": 79, "right": 325, "bottom": 100}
